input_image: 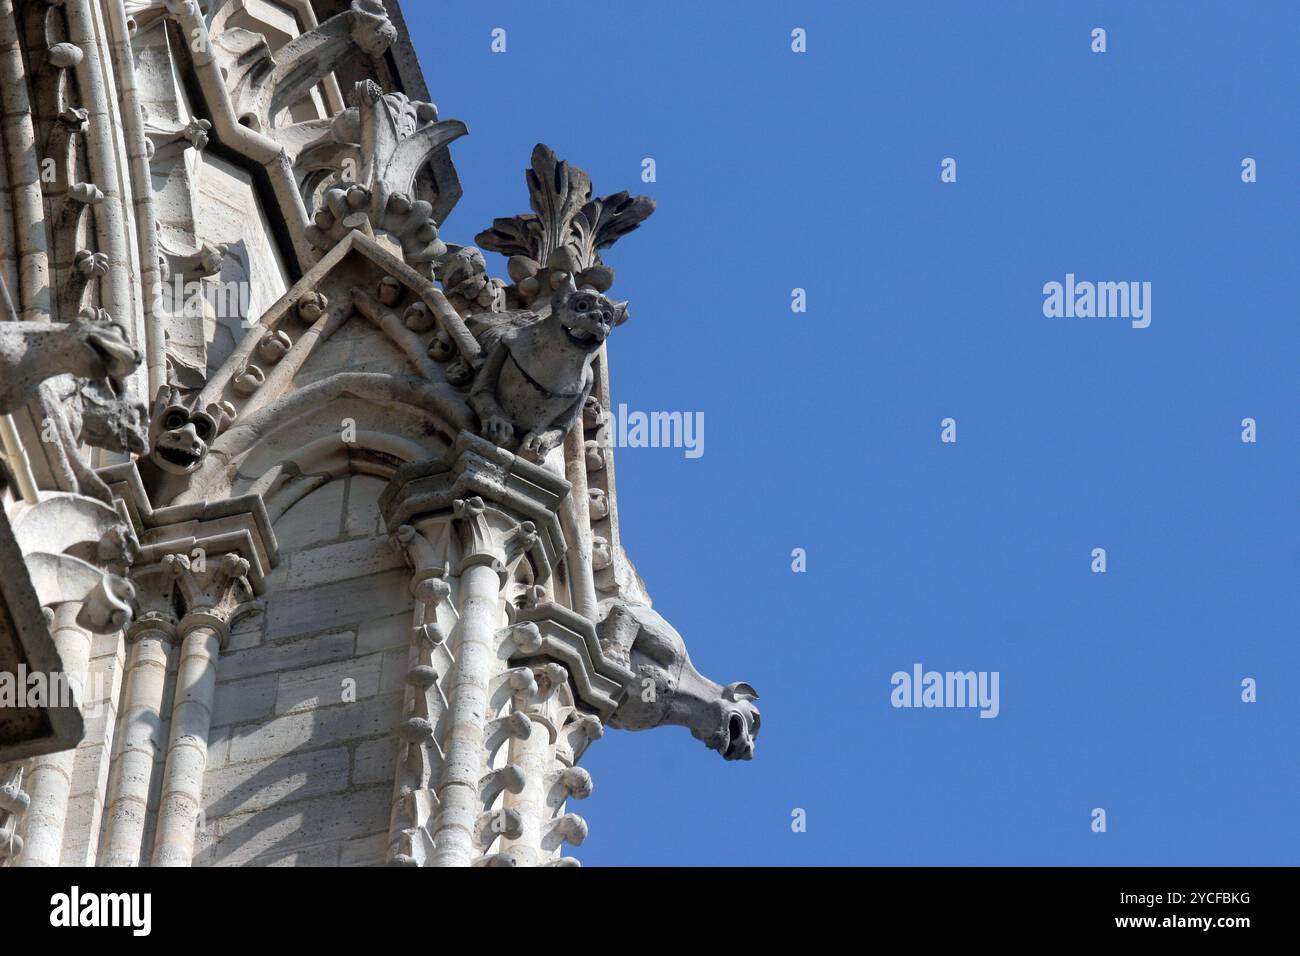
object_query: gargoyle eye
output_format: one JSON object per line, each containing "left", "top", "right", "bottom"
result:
{"left": 163, "top": 411, "right": 187, "bottom": 430}
{"left": 191, "top": 417, "right": 213, "bottom": 440}
{"left": 574, "top": 298, "right": 590, "bottom": 312}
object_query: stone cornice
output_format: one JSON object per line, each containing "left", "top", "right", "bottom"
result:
{"left": 508, "top": 600, "right": 635, "bottom": 720}
{"left": 99, "top": 461, "right": 278, "bottom": 595}
{"left": 380, "top": 431, "right": 570, "bottom": 577}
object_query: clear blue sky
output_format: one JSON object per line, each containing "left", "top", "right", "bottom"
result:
{"left": 403, "top": 1, "right": 1300, "bottom": 865}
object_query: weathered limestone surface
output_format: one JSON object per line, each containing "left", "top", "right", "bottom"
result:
{"left": 0, "top": 0, "right": 757, "bottom": 868}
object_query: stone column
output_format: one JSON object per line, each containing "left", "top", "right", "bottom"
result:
{"left": 15, "top": 606, "right": 94, "bottom": 868}
{"left": 430, "top": 497, "right": 509, "bottom": 868}
{"left": 151, "top": 554, "right": 251, "bottom": 867}
{"left": 16, "top": 602, "right": 92, "bottom": 866}
{"left": 380, "top": 433, "right": 574, "bottom": 867}
{"left": 100, "top": 604, "right": 177, "bottom": 867}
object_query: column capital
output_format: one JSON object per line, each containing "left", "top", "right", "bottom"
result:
{"left": 166, "top": 552, "right": 255, "bottom": 644}
{"left": 126, "top": 559, "right": 184, "bottom": 643}
{"left": 380, "top": 431, "right": 570, "bottom": 584}
{"left": 124, "top": 611, "right": 179, "bottom": 643}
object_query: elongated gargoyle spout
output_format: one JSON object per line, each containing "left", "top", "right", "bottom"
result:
{"left": 598, "top": 598, "right": 760, "bottom": 761}
{"left": 0, "top": 291, "right": 142, "bottom": 416}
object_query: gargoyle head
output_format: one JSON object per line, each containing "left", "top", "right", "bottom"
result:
{"left": 700, "top": 682, "right": 761, "bottom": 761}
{"left": 78, "top": 377, "right": 149, "bottom": 456}
{"left": 147, "top": 387, "right": 222, "bottom": 474}
{"left": 348, "top": 0, "right": 398, "bottom": 56}
{"left": 71, "top": 310, "right": 142, "bottom": 383}
{"left": 600, "top": 599, "right": 761, "bottom": 761}
{"left": 38, "top": 311, "right": 148, "bottom": 456}
{"left": 548, "top": 276, "right": 628, "bottom": 353}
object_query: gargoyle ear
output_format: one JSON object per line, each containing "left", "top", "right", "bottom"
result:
{"left": 723, "top": 681, "right": 759, "bottom": 702}
{"left": 188, "top": 406, "right": 222, "bottom": 441}
{"left": 611, "top": 300, "right": 630, "bottom": 327}
{"left": 202, "top": 402, "right": 229, "bottom": 434}
{"left": 150, "top": 386, "right": 179, "bottom": 419}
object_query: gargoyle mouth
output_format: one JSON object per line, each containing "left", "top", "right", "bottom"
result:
{"left": 562, "top": 322, "right": 604, "bottom": 349}
{"left": 155, "top": 444, "right": 202, "bottom": 471}
{"left": 86, "top": 328, "right": 141, "bottom": 380}
{"left": 721, "top": 712, "right": 754, "bottom": 761}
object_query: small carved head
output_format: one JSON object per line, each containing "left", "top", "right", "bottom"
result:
{"left": 349, "top": 0, "right": 398, "bottom": 56}
{"left": 549, "top": 276, "right": 628, "bottom": 352}
{"left": 78, "top": 377, "right": 149, "bottom": 457}
{"left": 148, "top": 387, "right": 221, "bottom": 474}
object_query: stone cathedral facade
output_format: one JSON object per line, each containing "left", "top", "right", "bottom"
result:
{"left": 0, "top": 0, "right": 757, "bottom": 867}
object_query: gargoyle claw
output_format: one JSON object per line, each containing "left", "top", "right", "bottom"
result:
{"left": 481, "top": 415, "right": 514, "bottom": 446}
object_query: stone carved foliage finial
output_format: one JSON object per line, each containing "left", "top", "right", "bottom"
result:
{"left": 474, "top": 144, "right": 655, "bottom": 310}
{"left": 302, "top": 80, "right": 467, "bottom": 275}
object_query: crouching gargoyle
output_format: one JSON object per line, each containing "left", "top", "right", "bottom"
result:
{"left": 467, "top": 276, "right": 627, "bottom": 462}
{"left": 598, "top": 598, "right": 760, "bottom": 761}
{"left": 1, "top": 283, "right": 149, "bottom": 502}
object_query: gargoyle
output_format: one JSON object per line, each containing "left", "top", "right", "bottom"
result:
{"left": 0, "top": 299, "right": 141, "bottom": 415}
{"left": 37, "top": 362, "right": 149, "bottom": 505}
{"left": 134, "top": 386, "right": 230, "bottom": 504}
{"left": 467, "top": 276, "right": 627, "bottom": 462}
{"left": 598, "top": 598, "right": 760, "bottom": 761}
{"left": 144, "top": 386, "right": 225, "bottom": 475}
{"left": 1, "top": 279, "right": 148, "bottom": 502}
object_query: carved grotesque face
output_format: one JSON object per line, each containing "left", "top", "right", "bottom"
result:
{"left": 79, "top": 377, "right": 149, "bottom": 456}
{"left": 696, "top": 685, "right": 761, "bottom": 761}
{"left": 550, "top": 281, "right": 628, "bottom": 352}
{"left": 351, "top": 0, "right": 398, "bottom": 56}
{"left": 149, "top": 397, "right": 218, "bottom": 474}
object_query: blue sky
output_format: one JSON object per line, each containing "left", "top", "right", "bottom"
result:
{"left": 402, "top": 1, "right": 1300, "bottom": 865}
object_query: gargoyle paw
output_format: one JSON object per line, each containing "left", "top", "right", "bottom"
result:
{"left": 520, "top": 429, "right": 562, "bottom": 460}
{"left": 481, "top": 415, "right": 514, "bottom": 446}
